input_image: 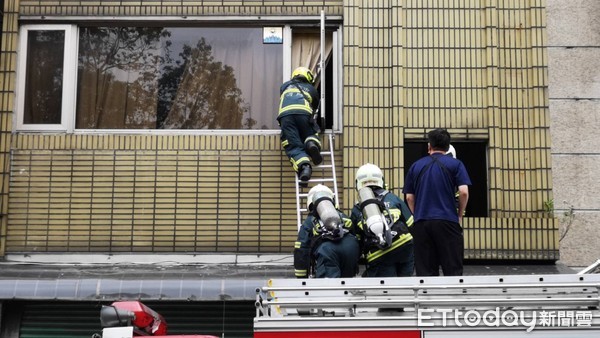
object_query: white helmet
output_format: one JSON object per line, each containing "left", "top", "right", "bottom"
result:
{"left": 446, "top": 144, "right": 456, "bottom": 159}
{"left": 355, "top": 163, "right": 384, "bottom": 191}
{"left": 307, "top": 184, "right": 335, "bottom": 209}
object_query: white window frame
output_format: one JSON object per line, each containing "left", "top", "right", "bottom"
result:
{"left": 16, "top": 24, "right": 78, "bottom": 132}
{"left": 332, "top": 28, "right": 343, "bottom": 132}
{"left": 16, "top": 23, "right": 342, "bottom": 134}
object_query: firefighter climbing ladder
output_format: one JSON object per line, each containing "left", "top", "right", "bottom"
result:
{"left": 293, "top": 10, "right": 336, "bottom": 230}
{"left": 294, "top": 132, "right": 338, "bottom": 230}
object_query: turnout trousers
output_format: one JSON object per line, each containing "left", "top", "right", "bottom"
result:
{"left": 314, "top": 234, "right": 360, "bottom": 278}
{"left": 364, "top": 242, "right": 415, "bottom": 277}
{"left": 279, "top": 114, "right": 321, "bottom": 172}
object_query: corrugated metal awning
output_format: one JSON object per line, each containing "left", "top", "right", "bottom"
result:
{"left": 0, "top": 262, "right": 294, "bottom": 301}
{"left": 0, "top": 258, "right": 576, "bottom": 301}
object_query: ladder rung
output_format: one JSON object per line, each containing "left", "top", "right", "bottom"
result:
{"left": 315, "top": 165, "right": 333, "bottom": 169}
{"left": 298, "top": 193, "right": 309, "bottom": 197}
{"left": 308, "top": 178, "right": 335, "bottom": 183}
{"left": 299, "top": 208, "right": 308, "bottom": 213}
{"left": 320, "top": 151, "right": 332, "bottom": 156}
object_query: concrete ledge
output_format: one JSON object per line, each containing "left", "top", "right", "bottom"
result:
{"left": 3, "top": 253, "right": 293, "bottom": 266}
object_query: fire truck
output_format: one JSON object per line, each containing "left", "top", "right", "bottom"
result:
{"left": 93, "top": 301, "right": 218, "bottom": 338}
{"left": 254, "top": 272, "right": 600, "bottom": 338}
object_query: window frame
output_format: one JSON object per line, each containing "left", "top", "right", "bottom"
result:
{"left": 332, "top": 28, "right": 343, "bottom": 132}
{"left": 15, "top": 22, "right": 342, "bottom": 134}
{"left": 16, "top": 24, "right": 78, "bottom": 132}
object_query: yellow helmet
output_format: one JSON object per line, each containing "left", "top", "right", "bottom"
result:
{"left": 355, "top": 163, "right": 384, "bottom": 191}
{"left": 291, "top": 66, "right": 315, "bottom": 84}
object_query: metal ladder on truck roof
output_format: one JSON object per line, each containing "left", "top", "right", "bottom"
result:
{"left": 255, "top": 274, "right": 600, "bottom": 334}
{"left": 294, "top": 133, "right": 339, "bottom": 231}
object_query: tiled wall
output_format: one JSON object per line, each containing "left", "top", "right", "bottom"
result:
{"left": 0, "top": 0, "right": 557, "bottom": 259}
{"left": 0, "top": 0, "right": 19, "bottom": 255}
{"left": 342, "top": 0, "right": 556, "bottom": 258}
{"left": 7, "top": 134, "right": 342, "bottom": 252}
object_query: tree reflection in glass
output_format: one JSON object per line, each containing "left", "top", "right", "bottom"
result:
{"left": 76, "top": 26, "right": 281, "bottom": 130}
{"left": 24, "top": 30, "right": 65, "bottom": 125}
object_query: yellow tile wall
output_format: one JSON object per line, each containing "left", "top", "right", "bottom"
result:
{"left": 0, "top": 0, "right": 557, "bottom": 259}
{"left": 19, "top": 0, "right": 344, "bottom": 16}
{"left": 343, "top": 0, "right": 555, "bottom": 259}
{"left": 0, "top": 0, "right": 19, "bottom": 256}
{"left": 7, "top": 135, "right": 343, "bottom": 252}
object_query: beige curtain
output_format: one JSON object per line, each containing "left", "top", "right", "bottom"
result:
{"left": 291, "top": 32, "right": 333, "bottom": 88}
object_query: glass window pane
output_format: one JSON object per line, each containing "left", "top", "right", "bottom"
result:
{"left": 76, "top": 27, "right": 283, "bottom": 130}
{"left": 23, "top": 30, "right": 65, "bottom": 124}
{"left": 77, "top": 27, "right": 163, "bottom": 129}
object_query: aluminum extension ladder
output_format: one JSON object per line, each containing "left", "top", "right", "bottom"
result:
{"left": 294, "top": 133, "right": 339, "bottom": 231}
{"left": 578, "top": 258, "right": 600, "bottom": 274}
{"left": 255, "top": 274, "right": 600, "bottom": 333}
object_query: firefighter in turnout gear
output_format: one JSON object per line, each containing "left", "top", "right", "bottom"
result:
{"left": 350, "top": 163, "right": 415, "bottom": 277}
{"left": 294, "top": 184, "right": 360, "bottom": 278}
{"left": 278, "top": 67, "right": 322, "bottom": 185}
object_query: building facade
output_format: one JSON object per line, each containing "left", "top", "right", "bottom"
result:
{"left": 0, "top": 0, "right": 566, "bottom": 337}
{"left": 547, "top": 0, "right": 600, "bottom": 267}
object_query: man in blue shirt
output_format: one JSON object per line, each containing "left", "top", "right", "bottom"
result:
{"left": 403, "top": 129, "right": 471, "bottom": 276}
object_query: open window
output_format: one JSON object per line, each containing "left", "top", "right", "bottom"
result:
{"left": 287, "top": 25, "right": 341, "bottom": 131}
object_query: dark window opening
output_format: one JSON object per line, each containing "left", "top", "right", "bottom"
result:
{"left": 322, "top": 51, "right": 334, "bottom": 130}
{"left": 404, "top": 141, "right": 488, "bottom": 217}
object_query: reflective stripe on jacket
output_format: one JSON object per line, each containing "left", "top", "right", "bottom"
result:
{"left": 278, "top": 79, "right": 319, "bottom": 119}
{"left": 351, "top": 188, "right": 414, "bottom": 263}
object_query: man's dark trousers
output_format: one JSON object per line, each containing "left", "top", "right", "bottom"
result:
{"left": 411, "top": 219, "right": 463, "bottom": 276}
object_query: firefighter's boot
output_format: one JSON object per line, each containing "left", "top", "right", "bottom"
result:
{"left": 306, "top": 140, "right": 323, "bottom": 165}
{"left": 298, "top": 164, "right": 312, "bottom": 187}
